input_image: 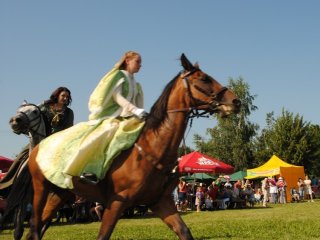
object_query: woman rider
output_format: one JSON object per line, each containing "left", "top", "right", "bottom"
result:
{"left": 39, "top": 86, "right": 74, "bottom": 136}
{"left": 36, "top": 51, "right": 147, "bottom": 188}
{"left": 80, "top": 51, "right": 146, "bottom": 183}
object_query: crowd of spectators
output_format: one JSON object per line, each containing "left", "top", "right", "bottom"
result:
{"left": 174, "top": 176, "right": 258, "bottom": 212}
{"left": 173, "top": 174, "right": 319, "bottom": 212}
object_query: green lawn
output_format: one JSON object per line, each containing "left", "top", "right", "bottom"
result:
{"left": 2, "top": 200, "right": 319, "bottom": 240}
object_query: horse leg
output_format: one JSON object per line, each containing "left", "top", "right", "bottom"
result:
{"left": 150, "top": 196, "right": 194, "bottom": 240}
{"left": 13, "top": 206, "right": 25, "bottom": 240}
{"left": 14, "top": 183, "right": 33, "bottom": 240}
{"left": 39, "top": 191, "right": 74, "bottom": 238}
{"left": 13, "top": 202, "right": 30, "bottom": 240}
{"left": 27, "top": 178, "right": 50, "bottom": 240}
{"left": 96, "top": 198, "right": 127, "bottom": 240}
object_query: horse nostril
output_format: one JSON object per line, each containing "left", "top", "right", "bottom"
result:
{"left": 9, "top": 117, "right": 22, "bottom": 125}
{"left": 233, "top": 99, "right": 241, "bottom": 108}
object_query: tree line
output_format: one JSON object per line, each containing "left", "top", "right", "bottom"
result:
{"left": 190, "top": 77, "right": 320, "bottom": 177}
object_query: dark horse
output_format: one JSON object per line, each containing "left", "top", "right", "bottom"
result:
{"left": 11, "top": 54, "right": 241, "bottom": 239}
{"left": 1, "top": 103, "right": 48, "bottom": 239}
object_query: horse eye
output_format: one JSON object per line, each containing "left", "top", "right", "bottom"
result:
{"left": 202, "top": 77, "right": 212, "bottom": 84}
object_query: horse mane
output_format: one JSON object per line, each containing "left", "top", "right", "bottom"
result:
{"left": 144, "top": 73, "right": 180, "bottom": 131}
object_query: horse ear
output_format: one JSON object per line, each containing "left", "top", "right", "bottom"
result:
{"left": 180, "top": 53, "right": 194, "bottom": 72}
{"left": 23, "top": 100, "right": 28, "bottom": 104}
{"left": 194, "top": 62, "right": 199, "bottom": 68}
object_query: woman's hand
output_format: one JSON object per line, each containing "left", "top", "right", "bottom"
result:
{"left": 133, "top": 108, "right": 148, "bottom": 120}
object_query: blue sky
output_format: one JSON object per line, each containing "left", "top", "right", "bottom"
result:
{"left": 1, "top": 1, "right": 319, "bottom": 158}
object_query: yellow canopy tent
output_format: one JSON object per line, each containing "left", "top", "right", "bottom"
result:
{"left": 246, "top": 155, "right": 305, "bottom": 201}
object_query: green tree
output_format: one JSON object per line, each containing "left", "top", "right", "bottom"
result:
{"left": 252, "top": 112, "right": 276, "bottom": 165}
{"left": 253, "top": 109, "right": 320, "bottom": 175}
{"left": 194, "top": 77, "right": 258, "bottom": 171}
{"left": 306, "top": 124, "right": 320, "bottom": 176}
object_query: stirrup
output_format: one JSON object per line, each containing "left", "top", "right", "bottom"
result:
{"left": 79, "top": 173, "right": 99, "bottom": 185}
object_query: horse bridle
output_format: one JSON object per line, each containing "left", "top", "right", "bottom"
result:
{"left": 136, "top": 70, "right": 230, "bottom": 171}
{"left": 168, "top": 69, "right": 229, "bottom": 118}
{"left": 17, "top": 104, "right": 46, "bottom": 138}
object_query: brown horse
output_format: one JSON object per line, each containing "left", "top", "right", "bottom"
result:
{"left": 27, "top": 54, "right": 240, "bottom": 239}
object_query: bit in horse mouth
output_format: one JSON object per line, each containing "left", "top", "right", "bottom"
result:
{"left": 12, "top": 129, "right": 24, "bottom": 135}
{"left": 11, "top": 124, "right": 28, "bottom": 134}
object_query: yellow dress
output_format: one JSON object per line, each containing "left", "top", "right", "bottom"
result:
{"left": 36, "top": 69, "right": 145, "bottom": 189}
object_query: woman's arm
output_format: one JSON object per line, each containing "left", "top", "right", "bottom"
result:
{"left": 113, "top": 85, "right": 139, "bottom": 114}
{"left": 112, "top": 83, "right": 146, "bottom": 118}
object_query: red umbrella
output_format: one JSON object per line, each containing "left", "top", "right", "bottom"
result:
{"left": 0, "top": 156, "right": 14, "bottom": 172}
{"left": 178, "top": 151, "right": 234, "bottom": 174}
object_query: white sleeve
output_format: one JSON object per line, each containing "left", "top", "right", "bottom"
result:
{"left": 112, "top": 84, "right": 138, "bottom": 114}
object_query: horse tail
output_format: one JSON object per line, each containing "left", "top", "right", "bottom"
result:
{"left": 0, "top": 155, "right": 33, "bottom": 230}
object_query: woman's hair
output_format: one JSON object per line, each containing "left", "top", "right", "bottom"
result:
{"left": 44, "top": 86, "right": 72, "bottom": 106}
{"left": 115, "top": 51, "right": 140, "bottom": 70}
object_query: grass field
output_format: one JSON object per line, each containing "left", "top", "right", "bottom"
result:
{"left": 2, "top": 200, "right": 319, "bottom": 240}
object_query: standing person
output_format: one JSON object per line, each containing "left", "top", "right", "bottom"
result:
{"left": 304, "top": 175, "right": 314, "bottom": 202}
{"left": 39, "top": 86, "right": 74, "bottom": 135}
{"left": 276, "top": 176, "right": 287, "bottom": 204}
{"left": 177, "top": 177, "right": 188, "bottom": 212}
{"left": 261, "top": 178, "right": 269, "bottom": 207}
{"left": 36, "top": 51, "right": 147, "bottom": 188}
{"left": 233, "top": 179, "right": 242, "bottom": 199}
{"left": 195, "top": 186, "right": 204, "bottom": 212}
{"left": 297, "top": 178, "right": 305, "bottom": 200}
{"left": 269, "top": 176, "right": 278, "bottom": 204}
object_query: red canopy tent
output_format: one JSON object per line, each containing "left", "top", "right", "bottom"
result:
{"left": 178, "top": 151, "right": 234, "bottom": 174}
{"left": 0, "top": 156, "right": 14, "bottom": 172}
